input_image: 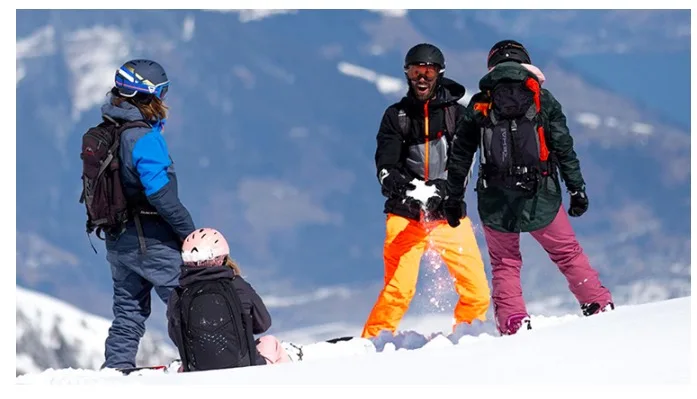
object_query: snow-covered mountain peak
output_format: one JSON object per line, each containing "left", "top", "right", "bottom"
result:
{"left": 16, "top": 286, "right": 177, "bottom": 376}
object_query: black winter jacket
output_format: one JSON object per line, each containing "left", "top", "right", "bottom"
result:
{"left": 375, "top": 77, "right": 470, "bottom": 221}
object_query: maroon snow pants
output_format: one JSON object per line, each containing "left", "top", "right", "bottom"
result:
{"left": 483, "top": 206, "right": 613, "bottom": 334}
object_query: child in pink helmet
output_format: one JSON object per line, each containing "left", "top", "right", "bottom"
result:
{"left": 166, "top": 227, "right": 291, "bottom": 371}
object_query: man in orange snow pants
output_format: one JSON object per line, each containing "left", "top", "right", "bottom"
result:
{"left": 361, "top": 43, "right": 490, "bottom": 339}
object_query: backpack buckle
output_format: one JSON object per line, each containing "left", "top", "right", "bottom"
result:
{"left": 510, "top": 166, "right": 529, "bottom": 176}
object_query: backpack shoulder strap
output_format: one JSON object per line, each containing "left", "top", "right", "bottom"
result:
{"left": 397, "top": 107, "right": 409, "bottom": 140}
{"left": 100, "top": 117, "right": 151, "bottom": 152}
{"left": 177, "top": 285, "right": 193, "bottom": 371}
{"left": 170, "top": 287, "right": 188, "bottom": 370}
{"left": 121, "top": 120, "right": 152, "bottom": 130}
{"left": 219, "top": 279, "right": 256, "bottom": 366}
{"left": 107, "top": 119, "right": 153, "bottom": 169}
{"left": 444, "top": 104, "right": 456, "bottom": 138}
{"left": 116, "top": 120, "right": 152, "bottom": 140}
{"left": 89, "top": 119, "right": 150, "bottom": 183}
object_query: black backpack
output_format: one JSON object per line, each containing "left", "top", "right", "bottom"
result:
{"left": 473, "top": 76, "right": 555, "bottom": 197}
{"left": 176, "top": 279, "right": 256, "bottom": 372}
{"left": 78, "top": 116, "right": 151, "bottom": 244}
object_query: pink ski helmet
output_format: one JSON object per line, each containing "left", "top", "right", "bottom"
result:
{"left": 181, "top": 228, "right": 230, "bottom": 267}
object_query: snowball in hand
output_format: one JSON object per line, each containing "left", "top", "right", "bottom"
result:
{"left": 405, "top": 179, "right": 438, "bottom": 208}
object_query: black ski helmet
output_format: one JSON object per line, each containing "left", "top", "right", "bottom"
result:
{"left": 404, "top": 43, "right": 446, "bottom": 71}
{"left": 487, "top": 40, "right": 531, "bottom": 69}
{"left": 114, "top": 59, "right": 170, "bottom": 99}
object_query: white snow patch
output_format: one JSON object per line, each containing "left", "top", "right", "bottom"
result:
{"left": 375, "top": 75, "right": 404, "bottom": 95}
{"left": 630, "top": 122, "right": 654, "bottom": 136}
{"left": 369, "top": 44, "right": 385, "bottom": 56}
{"left": 17, "top": 65, "right": 26, "bottom": 86}
{"left": 574, "top": 112, "right": 653, "bottom": 137}
{"left": 576, "top": 112, "right": 602, "bottom": 129}
{"left": 338, "top": 62, "right": 377, "bottom": 81}
{"left": 263, "top": 287, "right": 353, "bottom": 308}
{"left": 617, "top": 279, "right": 688, "bottom": 305}
{"left": 16, "top": 286, "right": 177, "bottom": 374}
{"left": 605, "top": 116, "right": 619, "bottom": 128}
{"left": 275, "top": 322, "right": 360, "bottom": 345}
{"left": 337, "top": 61, "right": 407, "bottom": 96}
{"left": 669, "top": 262, "right": 688, "bottom": 275}
{"left": 368, "top": 9, "right": 408, "bottom": 18}
{"left": 63, "top": 26, "right": 130, "bottom": 121}
{"left": 182, "top": 15, "right": 195, "bottom": 42}
{"left": 338, "top": 61, "right": 474, "bottom": 101}
{"left": 15, "top": 297, "right": 691, "bottom": 385}
{"left": 16, "top": 353, "right": 41, "bottom": 375}
{"left": 16, "top": 25, "right": 56, "bottom": 86}
{"left": 288, "top": 338, "right": 377, "bottom": 362}
{"left": 208, "top": 9, "right": 297, "bottom": 22}
{"left": 18, "top": 232, "right": 80, "bottom": 270}
{"left": 16, "top": 25, "right": 56, "bottom": 60}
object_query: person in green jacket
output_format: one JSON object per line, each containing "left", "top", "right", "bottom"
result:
{"left": 443, "top": 40, "right": 614, "bottom": 335}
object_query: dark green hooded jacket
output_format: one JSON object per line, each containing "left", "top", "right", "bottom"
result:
{"left": 446, "top": 61, "right": 586, "bottom": 232}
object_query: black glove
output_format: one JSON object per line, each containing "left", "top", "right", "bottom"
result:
{"left": 424, "top": 179, "right": 447, "bottom": 213}
{"left": 443, "top": 196, "right": 466, "bottom": 228}
{"left": 379, "top": 169, "right": 415, "bottom": 198}
{"left": 568, "top": 188, "right": 589, "bottom": 217}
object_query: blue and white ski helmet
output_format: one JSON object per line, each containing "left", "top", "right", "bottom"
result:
{"left": 114, "top": 59, "right": 170, "bottom": 99}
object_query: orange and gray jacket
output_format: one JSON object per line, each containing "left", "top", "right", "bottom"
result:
{"left": 375, "top": 77, "right": 469, "bottom": 221}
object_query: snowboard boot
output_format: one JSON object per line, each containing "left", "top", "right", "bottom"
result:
{"left": 499, "top": 313, "right": 532, "bottom": 336}
{"left": 581, "top": 301, "right": 615, "bottom": 316}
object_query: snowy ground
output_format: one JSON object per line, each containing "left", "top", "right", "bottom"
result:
{"left": 16, "top": 296, "right": 692, "bottom": 387}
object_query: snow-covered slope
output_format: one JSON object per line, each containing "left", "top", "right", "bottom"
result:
{"left": 16, "top": 296, "right": 691, "bottom": 384}
{"left": 16, "top": 286, "right": 178, "bottom": 376}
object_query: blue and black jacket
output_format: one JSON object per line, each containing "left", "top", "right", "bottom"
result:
{"left": 101, "top": 100, "right": 195, "bottom": 251}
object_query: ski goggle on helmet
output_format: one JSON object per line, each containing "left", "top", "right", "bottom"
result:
{"left": 114, "top": 60, "right": 170, "bottom": 99}
{"left": 404, "top": 63, "right": 442, "bottom": 82}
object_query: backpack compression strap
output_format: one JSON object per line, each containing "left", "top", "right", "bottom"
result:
{"left": 523, "top": 77, "right": 550, "bottom": 162}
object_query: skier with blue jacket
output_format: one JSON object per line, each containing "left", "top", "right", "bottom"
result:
{"left": 99, "top": 59, "right": 195, "bottom": 369}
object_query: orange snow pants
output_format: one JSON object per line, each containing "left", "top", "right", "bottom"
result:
{"left": 361, "top": 214, "right": 490, "bottom": 338}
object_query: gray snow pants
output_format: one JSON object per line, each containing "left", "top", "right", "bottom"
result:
{"left": 102, "top": 243, "right": 182, "bottom": 369}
